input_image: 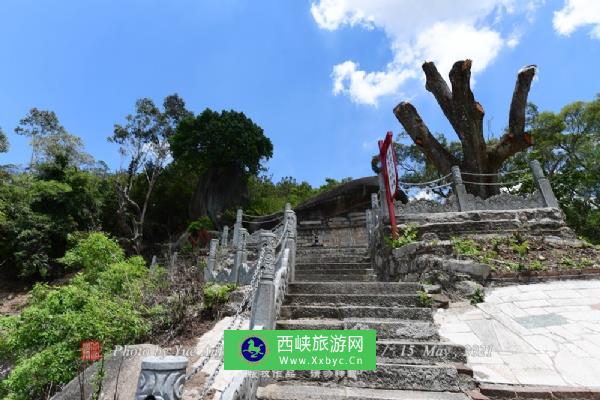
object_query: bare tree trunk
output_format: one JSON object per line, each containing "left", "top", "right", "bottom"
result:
{"left": 394, "top": 59, "right": 536, "bottom": 199}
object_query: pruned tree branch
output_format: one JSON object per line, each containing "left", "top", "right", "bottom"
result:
{"left": 489, "top": 65, "right": 536, "bottom": 169}
{"left": 423, "top": 61, "right": 460, "bottom": 138}
{"left": 393, "top": 102, "right": 458, "bottom": 174}
{"left": 449, "top": 60, "right": 487, "bottom": 173}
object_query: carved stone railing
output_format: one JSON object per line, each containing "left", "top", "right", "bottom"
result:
{"left": 250, "top": 203, "right": 296, "bottom": 329}
{"left": 137, "top": 205, "right": 297, "bottom": 400}
{"left": 390, "top": 160, "right": 558, "bottom": 216}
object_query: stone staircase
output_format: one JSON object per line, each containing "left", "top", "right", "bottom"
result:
{"left": 257, "top": 244, "right": 476, "bottom": 399}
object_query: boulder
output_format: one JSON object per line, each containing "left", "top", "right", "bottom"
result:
{"left": 455, "top": 281, "right": 484, "bottom": 297}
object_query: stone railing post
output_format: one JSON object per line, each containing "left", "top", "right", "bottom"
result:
{"left": 232, "top": 208, "right": 243, "bottom": 247}
{"left": 451, "top": 165, "right": 472, "bottom": 211}
{"left": 170, "top": 252, "right": 178, "bottom": 269}
{"left": 284, "top": 203, "right": 297, "bottom": 282}
{"left": 250, "top": 232, "right": 276, "bottom": 330}
{"left": 221, "top": 225, "right": 229, "bottom": 247}
{"left": 233, "top": 228, "right": 247, "bottom": 285}
{"left": 365, "top": 209, "right": 373, "bottom": 245}
{"left": 377, "top": 173, "right": 389, "bottom": 220}
{"left": 529, "top": 160, "right": 559, "bottom": 208}
{"left": 205, "top": 239, "right": 219, "bottom": 281}
{"left": 134, "top": 356, "right": 187, "bottom": 400}
{"left": 371, "top": 192, "right": 380, "bottom": 226}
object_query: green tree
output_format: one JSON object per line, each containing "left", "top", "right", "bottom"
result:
{"left": 504, "top": 97, "right": 600, "bottom": 243}
{"left": 110, "top": 94, "right": 191, "bottom": 254}
{"left": 14, "top": 108, "right": 65, "bottom": 167}
{"left": 169, "top": 109, "right": 273, "bottom": 224}
{"left": 0, "top": 127, "right": 8, "bottom": 153}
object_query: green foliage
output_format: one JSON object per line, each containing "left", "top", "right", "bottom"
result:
{"left": 202, "top": 283, "right": 236, "bottom": 311}
{"left": 187, "top": 216, "right": 214, "bottom": 233}
{"left": 560, "top": 257, "right": 577, "bottom": 268}
{"left": 246, "top": 175, "right": 352, "bottom": 216}
{"left": 416, "top": 290, "right": 433, "bottom": 307}
{"left": 529, "top": 260, "right": 547, "bottom": 271}
{"left": 451, "top": 237, "right": 481, "bottom": 257}
{"left": 0, "top": 233, "right": 162, "bottom": 399}
{"left": 509, "top": 239, "right": 530, "bottom": 258}
{"left": 58, "top": 232, "right": 125, "bottom": 280}
{"left": 170, "top": 108, "right": 273, "bottom": 176}
{"left": 0, "top": 170, "right": 111, "bottom": 278}
{"left": 469, "top": 287, "right": 485, "bottom": 305}
{"left": 0, "top": 126, "right": 8, "bottom": 153}
{"left": 388, "top": 224, "right": 418, "bottom": 248}
{"left": 502, "top": 97, "right": 600, "bottom": 243}
{"left": 507, "top": 262, "right": 527, "bottom": 272}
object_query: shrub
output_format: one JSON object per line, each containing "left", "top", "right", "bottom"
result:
{"left": 469, "top": 287, "right": 485, "bottom": 305}
{"left": 451, "top": 237, "right": 480, "bottom": 257}
{"left": 58, "top": 232, "right": 124, "bottom": 280}
{"left": 510, "top": 239, "right": 530, "bottom": 258}
{"left": 203, "top": 283, "right": 236, "bottom": 311}
{"left": 529, "top": 260, "right": 547, "bottom": 271}
{"left": 388, "top": 224, "right": 418, "bottom": 248}
{"left": 0, "top": 233, "right": 161, "bottom": 400}
{"left": 416, "top": 290, "right": 433, "bottom": 307}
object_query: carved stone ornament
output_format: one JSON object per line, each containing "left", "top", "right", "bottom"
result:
{"left": 396, "top": 195, "right": 459, "bottom": 215}
{"left": 285, "top": 212, "right": 297, "bottom": 238}
{"left": 466, "top": 189, "right": 545, "bottom": 211}
{"left": 135, "top": 356, "right": 187, "bottom": 400}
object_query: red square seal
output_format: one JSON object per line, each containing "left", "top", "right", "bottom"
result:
{"left": 80, "top": 340, "right": 102, "bottom": 361}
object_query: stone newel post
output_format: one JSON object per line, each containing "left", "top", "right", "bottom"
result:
{"left": 250, "top": 232, "right": 276, "bottom": 330}
{"left": 377, "top": 173, "right": 389, "bottom": 220}
{"left": 233, "top": 227, "right": 247, "bottom": 285}
{"left": 284, "top": 203, "right": 297, "bottom": 282}
{"left": 134, "top": 356, "right": 187, "bottom": 400}
{"left": 205, "top": 239, "right": 219, "bottom": 281}
{"left": 232, "top": 208, "right": 243, "bottom": 247}
{"left": 221, "top": 225, "right": 229, "bottom": 247}
{"left": 451, "top": 165, "right": 472, "bottom": 211}
{"left": 365, "top": 209, "right": 373, "bottom": 245}
{"left": 529, "top": 160, "right": 559, "bottom": 208}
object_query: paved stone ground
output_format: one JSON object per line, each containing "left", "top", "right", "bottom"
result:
{"left": 434, "top": 279, "right": 600, "bottom": 388}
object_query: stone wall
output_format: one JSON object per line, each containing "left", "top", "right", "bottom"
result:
{"left": 396, "top": 207, "right": 574, "bottom": 240}
{"left": 297, "top": 213, "right": 368, "bottom": 247}
{"left": 370, "top": 208, "right": 574, "bottom": 283}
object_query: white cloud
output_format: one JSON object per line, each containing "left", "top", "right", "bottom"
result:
{"left": 311, "top": 0, "right": 541, "bottom": 105}
{"left": 553, "top": 0, "right": 600, "bottom": 39}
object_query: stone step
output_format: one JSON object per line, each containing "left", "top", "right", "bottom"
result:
{"left": 295, "top": 262, "right": 371, "bottom": 271}
{"left": 376, "top": 340, "right": 467, "bottom": 364}
{"left": 295, "top": 268, "right": 374, "bottom": 276}
{"left": 257, "top": 384, "right": 470, "bottom": 400}
{"left": 261, "top": 363, "right": 464, "bottom": 392}
{"left": 279, "top": 306, "right": 432, "bottom": 321}
{"left": 275, "top": 319, "right": 440, "bottom": 341}
{"left": 294, "top": 274, "right": 376, "bottom": 282}
{"left": 288, "top": 282, "right": 422, "bottom": 295}
{"left": 284, "top": 293, "right": 421, "bottom": 307}
{"left": 296, "top": 256, "right": 370, "bottom": 263}
{"left": 296, "top": 247, "right": 368, "bottom": 255}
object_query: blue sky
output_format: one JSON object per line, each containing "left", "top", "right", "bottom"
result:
{"left": 1, "top": 0, "right": 600, "bottom": 186}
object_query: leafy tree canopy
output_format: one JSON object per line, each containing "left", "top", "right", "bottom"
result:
{"left": 169, "top": 109, "right": 273, "bottom": 175}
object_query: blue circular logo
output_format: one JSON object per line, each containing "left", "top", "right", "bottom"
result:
{"left": 241, "top": 336, "right": 266, "bottom": 362}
